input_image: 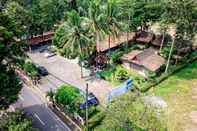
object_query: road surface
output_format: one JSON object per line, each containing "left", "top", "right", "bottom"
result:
{"left": 13, "top": 85, "right": 71, "bottom": 131}
{"left": 28, "top": 47, "right": 113, "bottom": 104}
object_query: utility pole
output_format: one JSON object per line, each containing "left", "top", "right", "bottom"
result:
{"left": 85, "top": 83, "right": 89, "bottom": 131}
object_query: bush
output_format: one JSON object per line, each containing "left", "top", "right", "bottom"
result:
{"left": 54, "top": 84, "right": 83, "bottom": 114}
{"left": 0, "top": 110, "right": 35, "bottom": 131}
{"left": 114, "top": 67, "right": 129, "bottom": 81}
{"left": 111, "top": 50, "right": 124, "bottom": 64}
{"left": 22, "top": 61, "right": 38, "bottom": 79}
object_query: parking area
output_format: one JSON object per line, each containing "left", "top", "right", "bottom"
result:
{"left": 27, "top": 46, "right": 113, "bottom": 104}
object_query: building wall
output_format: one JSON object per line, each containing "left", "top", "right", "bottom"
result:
{"left": 122, "top": 61, "right": 147, "bottom": 77}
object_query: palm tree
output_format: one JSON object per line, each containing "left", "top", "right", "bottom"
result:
{"left": 83, "top": 0, "right": 106, "bottom": 53}
{"left": 104, "top": 0, "right": 122, "bottom": 52}
{"left": 119, "top": 0, "right": 136, "bottom": 48}
{"left": 61, "top": 10, "right": 91, "bottom": 78}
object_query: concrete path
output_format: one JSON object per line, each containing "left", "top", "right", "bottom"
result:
{"left": 27, "top": 50, "right": 113, "bottom": 104}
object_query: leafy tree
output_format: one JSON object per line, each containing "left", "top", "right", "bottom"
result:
{"left": 28, "top": 0, "right": 68, "bottom": 36}
{"left": 95, "top": 93, "right": 166, "bottom": 131}
{"left": 54, "top": 84, "right": 83, "bottom": 114}
{"left": 0, "top": 12, "right": 25, "bottom": 63}
{"left": 0, "top": 110, "right": 35, "bottom": 131}
{"left": 83, "top": 0, "right": 106, "bottom": 53}
{"left": 53, "top": 10, "right": 93, "bottom": 77}
{"left": 103, "top": 0, "right": 122, "bottom": 51}
{"left": 4, "top": 1, "right": 30, "bottom": 36}
{"left": 68, "top": 0, "right": 77, "bottom": 11}
{"left": 0, "top": 65, "right": 22, "bottom": 109}
{"left": 163, "top": 0, "right": 197, "bottom": 40}
{"left": 130, "top": 0, "right": 164, "bottom": 31}
{"left": 0, "top": 12, "right": 23, "bottom": 109}
{"left": 162, "top": 0, "right": 197, "bottom": 72}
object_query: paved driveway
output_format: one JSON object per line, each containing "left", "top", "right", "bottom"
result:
{"left": 27, "top": 49, "right": 113, "bottom": 104}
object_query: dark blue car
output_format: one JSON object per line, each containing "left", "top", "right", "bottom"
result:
{"left": 37, "top": 66, "right": 48, "bottom": 76}
{"left": 80, "top": 93, "right": 99, "bottom": 109}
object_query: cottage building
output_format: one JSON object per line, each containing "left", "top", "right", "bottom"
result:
{"left": 121, "top": 48, "right": 165, "bottom": 76}
{"left": 135, "top": 31, "right": 155, "bottom": 44}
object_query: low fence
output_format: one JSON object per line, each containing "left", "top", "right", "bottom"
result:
{"left": 49, "top": 102, "right": 82, "bottom": 131}
{"left": 106, "top": 79, "right": 133, "bottom": 104}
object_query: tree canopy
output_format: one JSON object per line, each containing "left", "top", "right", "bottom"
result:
{"left": 53, "top": 10, "right": 94, "bottom": 59}
{"left": 95, "top": 93, "right": 166, "bottom": 131}
{"left": 0, "top": 110, "right": 35, "bottom": 131}
{"left": 0, "top": 12, "right": 24, "bottom": 109}
{"left": 54, "top": 84, "right": 83, "bottom": 114}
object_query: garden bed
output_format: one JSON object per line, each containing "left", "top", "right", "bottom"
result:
{"left": 98, "top": 65, "right": 146, "bottom": 87}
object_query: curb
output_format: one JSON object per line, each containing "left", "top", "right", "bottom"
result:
{"left": 25, "top": 81, "right": 82, "bottom": 131}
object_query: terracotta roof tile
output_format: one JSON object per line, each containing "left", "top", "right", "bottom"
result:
{"left": 121, "top": 48, "right": 165, "bottom": 72}
{"left": 98, "top": 32, "right": 136, "bottom": 52}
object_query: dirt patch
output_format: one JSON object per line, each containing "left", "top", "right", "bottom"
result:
{"left": 185, "top": 126, "right": 197, "bottom": 131}
{"left": 191, "top": 95, "right": 197, "bottom": 100}
{"left": 190, "top": 111, "right": 197, "bottom": 124}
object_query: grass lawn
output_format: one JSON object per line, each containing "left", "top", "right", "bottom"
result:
{"left": 148, "top": 61, "right": 197, "bottom": 131}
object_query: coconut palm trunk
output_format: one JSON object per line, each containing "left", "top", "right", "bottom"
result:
{"left": 159, "top": 31, "right": 165, "bottom": 54}
{"left": 127, "top": 15, "right": 131, "bottom": 45}
{"left": 108, "top": 35, "right": 111, "bottom": 53}
{"left": 165, "top": 36, "right": 175, "bottom": 73}
{"left": 79, "top": 43, "right": 83, "bottom": 78}
{"left": 96, "top": 31, "right": 100, "bottom": 52}
{"left": 108, "top": 35, "right": 111, "bottom": 52}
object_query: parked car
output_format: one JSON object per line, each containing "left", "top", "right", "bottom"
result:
{"left": 37, "top": 66, "right": 48, "bottom": 76}
{"left": 80, "top": 93, "right": 99, "bottom": 109}
{"left": 39, "top": 48, "right": 46, "bottom": 53}
{"left": 44, "top": 51, "right": 56, "bottom": 58}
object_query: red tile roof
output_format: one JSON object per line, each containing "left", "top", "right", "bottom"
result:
{"left": 27, "top": 32, "right": 54, "bottom": 45}
{"left": 136, "top": 31, "right": 154, "bottom": 43}
{"left": 98, "top": 32, "right": 136, "bottom": 52}
{"left": 121, "top": 48, "right": 165, "bottom": 72}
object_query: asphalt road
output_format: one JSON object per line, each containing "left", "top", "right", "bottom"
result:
{"left": 15, "top": 85, "right": 71, "bottom": 131}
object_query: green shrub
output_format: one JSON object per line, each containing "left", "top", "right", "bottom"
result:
{"left": 54, "top": 84, "right": 83, "bottom": 114}
{"left": 111, "top": 50, "right": 124, "bottom": 64}
{"left": 22, "top": 62, "right": 38, "bottom": 79}
{"left": 160, "top": 46, "right": 171, "bottom": 59}
{"left": 114, "top": 67, "right": 129, "bottom": 81}
{"left": 98, "top": 68, "right": 114, "bottom": 80}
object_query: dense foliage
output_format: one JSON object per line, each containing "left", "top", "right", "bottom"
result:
{"left": 53, "top": 10, "right": 94, "bottom": 59}
{"left": 54, "top": 84, "right": 83, "bottom": 114}
{"left": 0, "top": 110, "right": 35, "bottom": 131}
{"left": 22, "top": 61, "right": 38, "bottom": 79}
{"left": 95, "top": 93, "right": 166, "bottom": 131}
{"left": 0, "top": 65, "right": 22, "bottom": 109}
{"left": 0, "top": 0, "right": 196, "bottom": 130}
{"left": 0, "top": 12, "right": 24, "bottom": 109}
